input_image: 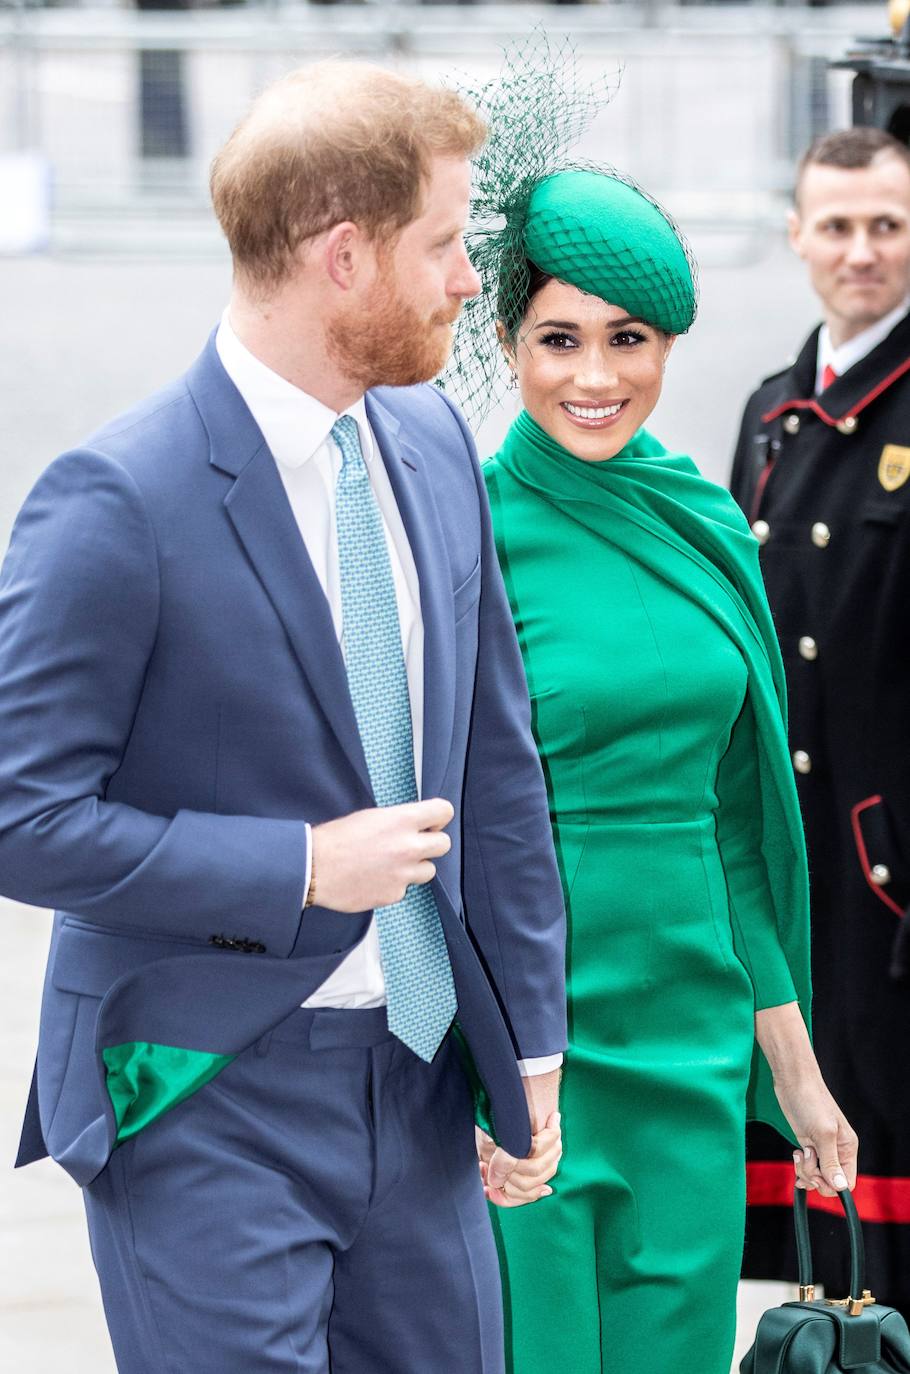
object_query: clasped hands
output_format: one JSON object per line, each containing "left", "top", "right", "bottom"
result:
{"left": 476, "top": 1068, "right": 563, "bottom": 1207}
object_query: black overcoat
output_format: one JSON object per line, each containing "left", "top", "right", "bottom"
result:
{"left": 730, "top": 311, "right": 910, "bottom": 1311}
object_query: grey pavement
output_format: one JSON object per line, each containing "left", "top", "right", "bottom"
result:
{"left": 0, "top": 231, "right": 819, "bottom": 1369}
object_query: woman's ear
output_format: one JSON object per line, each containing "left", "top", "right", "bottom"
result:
{"left": 496, "top": 319, "right": 518, "bottom": 377}
{"left": 662, "top": 333, "right": 678, "bottom": 366}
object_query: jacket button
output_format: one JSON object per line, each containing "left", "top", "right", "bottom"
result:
{"left": 811, "top": 522, "right": 831, "bottom": 548}
{"left": 751, "top": 519, "right": 771, "bottom": 545}
{"left": 836, "top": 415, "right": 858, "bottom": 435}
{"left": 783, "top": 414, "right": 801, "bottom": 434}
{"left": 871, "top": 864, "right": 892, "bottom": 886}
{"left": 792, "top": 749, "right": 812, "bottom": 775}
{"left": 798, "top": 636, "right": 818, "bottom": 661}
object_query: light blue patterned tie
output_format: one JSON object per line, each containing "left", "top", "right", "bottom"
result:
{"left": 332, "top": 415, "right": 457, "bottom": 1061}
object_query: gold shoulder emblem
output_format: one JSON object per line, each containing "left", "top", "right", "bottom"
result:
{"left": 878, "top": 444, "right": 910, "bottom": 491}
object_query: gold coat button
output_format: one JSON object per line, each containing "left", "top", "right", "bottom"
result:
{"left": 783, "top": 414, "right": 801, "bottom": 435}
{"left": 871, "top": 864, "right": 892, "bottom": 886}
{"left": 836, "top": 415, "right": 858, "bottom": 435}
{"left": 798, "top": 636, "right": 818, "bottom": 661}
{"left": 751, "top": 519, "right": 771, "bottom": 545}
{"left": 792, "top": 750, "right": 812, "bottom": 775}
{"left": 811, "top": 522, "right": 831, "bottom": 548}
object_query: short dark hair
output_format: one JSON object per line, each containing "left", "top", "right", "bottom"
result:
{"left": 795, "top": 127, "right": 910, "bottom": 204}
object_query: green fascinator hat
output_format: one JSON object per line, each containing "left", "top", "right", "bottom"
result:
{"left": 522, "top": 170, "right": 696, "bottom": 337}
{"left": 441, "top": 35, "right": 699, "bottom": 423}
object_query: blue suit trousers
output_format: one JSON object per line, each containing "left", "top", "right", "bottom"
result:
{"left": 83, "top": 1008, "right": 504, "bottom": 1373}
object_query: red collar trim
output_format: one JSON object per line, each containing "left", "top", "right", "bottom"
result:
{"left": 761, "top": 352, "right": 910, "bottom": 428}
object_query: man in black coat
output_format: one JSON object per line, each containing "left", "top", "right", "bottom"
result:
{"left": 731, "top": 126, "right": 910, "bottom": 1314}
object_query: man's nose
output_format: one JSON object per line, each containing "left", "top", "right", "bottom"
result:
{"left": 451, "top": 244, "right": 481, "bottom": 300}
{"left": 845, "top": 230, "right": 876, "bottom": 267}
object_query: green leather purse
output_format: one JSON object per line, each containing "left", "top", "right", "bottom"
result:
{"left": 740, "top": 1187, "right": 910, "bottom": 1373}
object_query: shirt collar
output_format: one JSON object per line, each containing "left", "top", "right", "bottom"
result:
{"left": 215, "top": 308, "right": 373, "bottom": 470}
{"left": 817, "top": 296, "right": 910, "bottom": 391}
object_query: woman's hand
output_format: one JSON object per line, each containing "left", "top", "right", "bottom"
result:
{"left": 476, "top": 1112, "right": 562, "bottom": 1208}
{"left": 772, "top": 1072, "right": 858, "bottom": 1197}
{"left": 755, "top": 1002, "right": 859, "bottom": 1197}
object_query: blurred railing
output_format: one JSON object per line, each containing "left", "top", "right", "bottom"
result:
{"left": 0, "top": 3, "right": 885, "bottom": 252}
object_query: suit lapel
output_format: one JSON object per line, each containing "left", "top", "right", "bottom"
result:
{"left": 187, "top": 337, "right": 372, "bottom": 796}
{"left": 367, "top": 393, "right": 456, "bottom": 802}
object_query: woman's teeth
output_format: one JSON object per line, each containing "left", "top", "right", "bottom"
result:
{"left": 563, "top": 402, "right": 623, "bottom": 419}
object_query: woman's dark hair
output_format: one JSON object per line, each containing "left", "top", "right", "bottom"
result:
{"left": 498, "top": 258, "right": 554, "bottom": 339}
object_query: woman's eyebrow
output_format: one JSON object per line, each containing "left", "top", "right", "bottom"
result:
{"left": 533, "top": 314, "right": 646, "bottom": 331}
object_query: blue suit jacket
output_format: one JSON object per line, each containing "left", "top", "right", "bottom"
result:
{"left": 0, "top": 337, "right": 566, "bottom": 1185}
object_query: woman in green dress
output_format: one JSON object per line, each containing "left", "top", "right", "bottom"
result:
{"left": 466, "top": 169, "right": 859, "bottom": 1373}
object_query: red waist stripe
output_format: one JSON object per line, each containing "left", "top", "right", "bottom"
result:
{"left": 747, "top": 1162, "right": 910, "bottom": 1224}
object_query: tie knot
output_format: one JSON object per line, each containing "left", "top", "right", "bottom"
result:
{"left": 331, "top": 415, "right": 364, "bottom": 469}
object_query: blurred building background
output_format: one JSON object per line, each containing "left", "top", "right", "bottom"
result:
{"left": 0, "top": 0, "right": 886, "bottom": 257}
{"left": 0, "top": 3, "right": 894, "bottom": 1370}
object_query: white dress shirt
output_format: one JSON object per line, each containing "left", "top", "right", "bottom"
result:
{"left": 815, "top": 297, "right": 910, "bottom": 394}
{"left": 216, "top": 313, "right": 560, "bottom": 1075}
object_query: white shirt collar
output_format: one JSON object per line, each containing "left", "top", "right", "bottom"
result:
{"left": 215, "top": 308, "right": 373, "bottom": 470}
{"left": 816, "top": 296, "right": 910, "bottom": 392}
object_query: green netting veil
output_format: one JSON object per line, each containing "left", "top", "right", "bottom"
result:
{"left": 439, "top": 36, "right": 699, "bottom": 425}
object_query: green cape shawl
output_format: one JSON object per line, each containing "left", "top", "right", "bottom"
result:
{"left": 489, "top": 410, "right": 811, "bottom": 1141}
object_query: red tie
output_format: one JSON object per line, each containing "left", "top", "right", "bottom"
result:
{"left": 821, "top": 363, "right": 838, "bottom": 391}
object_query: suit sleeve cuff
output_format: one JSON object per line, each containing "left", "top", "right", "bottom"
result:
{"left": 517, "top": 1053, "right": 564, "bottom": 1077}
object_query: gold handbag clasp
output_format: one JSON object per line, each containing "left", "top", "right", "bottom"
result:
{"left": 826, "top": 1290, "right": 875, "bottom": 1317}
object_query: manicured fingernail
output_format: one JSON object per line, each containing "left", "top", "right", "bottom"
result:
{"left": 834, "top": 1173, "right": 848, "bottom": 1190}
{"left": 554, "top": 1112, "right": 561, "bottom": 1126}
{"left": 804, "top": 1147, "right": 813, "bottom": 1161}
{"left": 540, "top": 1186, "right": 553, "bottom": 1197}
{"left": 793, "top": 1152, "right": 802, "bottom": 1164}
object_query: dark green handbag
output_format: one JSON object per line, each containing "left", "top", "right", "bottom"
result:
{"left": 741, "top": 1186, "right": 910, "bottom": 1372}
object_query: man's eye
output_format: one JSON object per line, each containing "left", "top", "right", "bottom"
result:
{"left": 821, "top": 220, "right": 848, "bottom": 234}
{"left": 539, "top": 332, "right": 577, "bottom": 349}
{"left": 873, "top": 218, "right": 901, "bottom": 234}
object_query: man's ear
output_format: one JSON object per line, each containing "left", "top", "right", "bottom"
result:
{"left": 787, "top": 207, "right": 805, "bottom": 259}
{"left": 322, "top": 221, "right": 365, "bottom": 291}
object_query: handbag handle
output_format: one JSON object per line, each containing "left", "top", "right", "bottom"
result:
{"left": 794, "top": 1184, "right": 870, "bottom": 1314}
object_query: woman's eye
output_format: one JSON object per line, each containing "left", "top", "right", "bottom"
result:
{"left": 538, "top": 331, "right": 578, "bottom": 350}
{"left": 611, "top": 330, "right": 647, "bottom": 347}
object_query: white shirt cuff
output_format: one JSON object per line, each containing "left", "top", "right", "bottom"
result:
{"left": 517, "top": 1053, "right": 564, "bottom": 1077}
{"left": 302, "top": 822, "right": 312, "bottom": 910}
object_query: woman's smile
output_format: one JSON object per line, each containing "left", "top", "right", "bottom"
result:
{"left": 560, "top": 399, "right": 628, "bottom": 428}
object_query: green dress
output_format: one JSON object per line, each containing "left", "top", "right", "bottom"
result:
{"left": 483, "top": 411, "right": 811, "bottom": 1374}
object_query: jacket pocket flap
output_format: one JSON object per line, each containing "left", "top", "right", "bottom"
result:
{"left": 850, "top": 796, "right": 910, "bottom": 915}
{"left": 52, "top": 920, "right": 198, "bottom": 997}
